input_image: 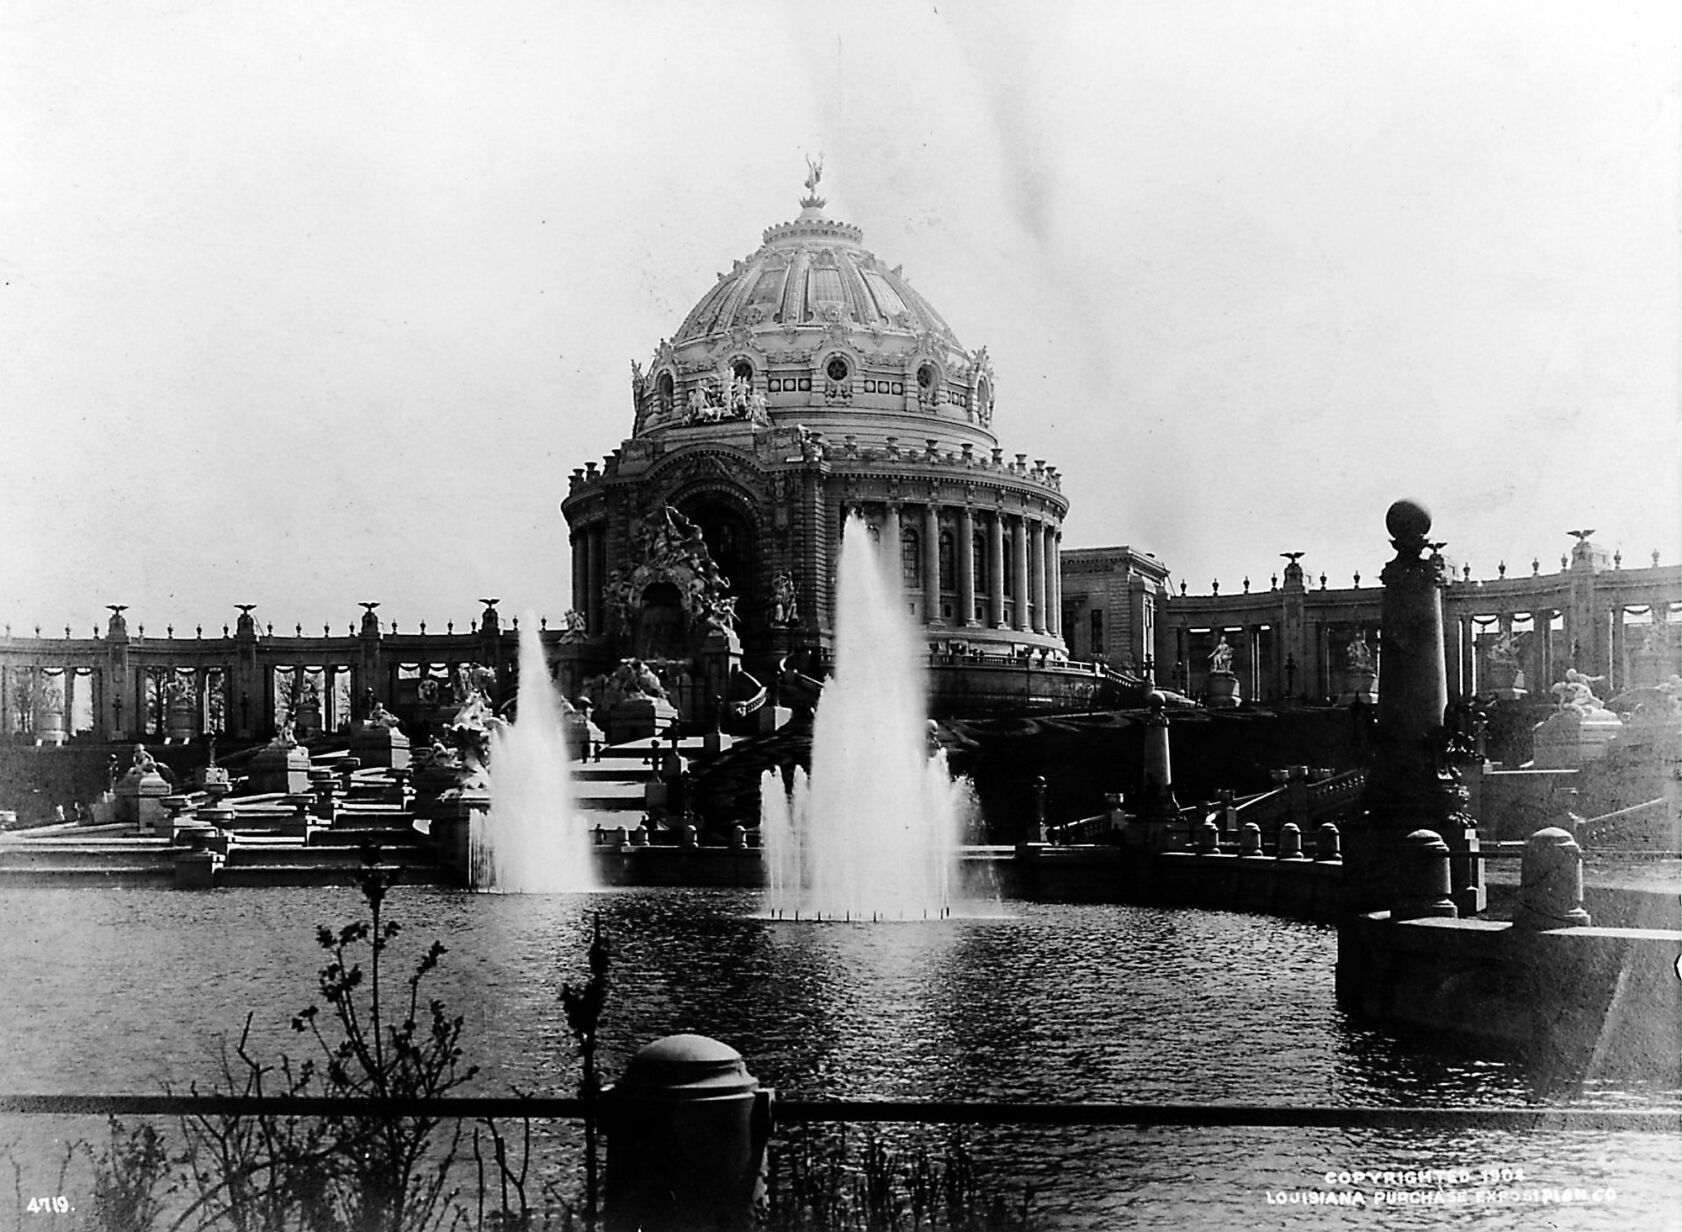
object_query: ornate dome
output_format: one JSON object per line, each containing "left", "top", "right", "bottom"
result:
{"left": 631, "top": 171, "right": 998, "bottom": 444}
{"left": 672, "top": 204, "right": 960, "bottom": 346}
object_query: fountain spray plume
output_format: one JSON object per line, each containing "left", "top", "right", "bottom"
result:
{"left": 762, "top": 513, "right": 968, "bottom": 920}
{"left": 471, "top": 612, "right": 597, "bottom": 892}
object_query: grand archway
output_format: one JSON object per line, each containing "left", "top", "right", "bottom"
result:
{"left": 634, "top": 580, "right": 688, "bottom": 661}
{"left": 676, "top": 494, "right": 757, "bottom": 628}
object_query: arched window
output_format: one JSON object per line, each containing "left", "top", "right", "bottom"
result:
{"left": 938, "top": 531, "right": 956, "bottom": 591}
{"left": 1002, "top": 539, "right": 1015, "bottom": 597}
{"left": 901, "top": 528, "right": 921, "bottom": 587}
{"left": 973, "top": 533, "right": 988, "bottom": 592}
{"left": 733, "top": 360, "right": 754, "bottom": 383}
{"left": 656, "top": 371, "right": 674, "bottom": 413}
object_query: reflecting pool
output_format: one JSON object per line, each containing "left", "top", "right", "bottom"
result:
{"left": 1, "top": 886, "right": 1674, "bottom": 1229}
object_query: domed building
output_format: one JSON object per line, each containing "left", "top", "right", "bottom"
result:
{"left": 560, "top": 171, "right": 1121, "bottom": 721}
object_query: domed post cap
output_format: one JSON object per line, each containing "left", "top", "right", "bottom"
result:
{"left": 1514, "top": 826, "right": 1591, "bottom": 930}
{"left": 612, "top": 1033, "right": 761, "bottom": 1099}
{"left": 1316, "top": 821, "right": 1342, "bottom": 860}
{"left": 1392, "top": 828, "right": 1457, "bottom": 919}
{"left": 601, "top": 1034, "right": 775, "bottom": 1232}
{"left": 1277, "top": 821, "right": 1306, "bottom": 860}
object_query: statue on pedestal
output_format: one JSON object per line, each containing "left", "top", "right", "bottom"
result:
{"left": 1552, "top": 668, "right": 1610, "bottom": 715}
{"left": 770, "top": 571, "right": 798, "bottom": 627}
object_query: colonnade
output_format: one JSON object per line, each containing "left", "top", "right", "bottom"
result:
{"left": 570, "top": 523, "right": 608, "bottom": 635}
{"left": 862, "top": 501, "right": 1062, "bottom": 638}
{"left": 1448, "top": 599, "right": 1681, "bottom": 697}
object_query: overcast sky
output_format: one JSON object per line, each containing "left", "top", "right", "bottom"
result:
{"left": 3, "top": 1, "right": 1677, "bottom": 638}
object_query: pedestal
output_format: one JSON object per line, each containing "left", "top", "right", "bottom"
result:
{"left": 248, "top": 743, "right": 313, "bottom": 794}
{"left": 433, "top": 789, "right": 491, "bottom": 886}
{"left": 1341, "top": 669, "right": 1377, "bottom": 707}
{"left": 165, "top": 700, "right": 197, "bottom": 744}
{"left": 349, "top": 722, "right": 412, "bottom": 769}
{"left": 114, "top": 768, "right": 171, "bottom": 828}
{"left": 293, "top": 701, "right": 323, "bottom": 741}
{"left": 1206, "top": 670, "right": 1240, "bottom": 710}
{"left": 564, "top": 714, "right": 605, "bottom": 761}
{"left": 195, "top": 765, "right": 232, "bottom": 798}
{"left": 35, "top": 712, "right": 67, "bottom": 748}
{"left": 607, "top": 695, "right": 680, "bottom": 745}
{"left": 1532, "top": 709, "right": 1623, "bottom": 769}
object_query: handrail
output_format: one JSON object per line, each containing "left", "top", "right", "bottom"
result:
{"left": 0, "top": 1094, "right": 1674, "bottom": 1131}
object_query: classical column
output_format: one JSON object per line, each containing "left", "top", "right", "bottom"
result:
{"left": 1048, "top": 528, "right": 1062, "bottom": 639}
{"left": 1242, "top": 624, "right": 1256, "bottom": 698}
{"left": 571, "top": 531, "right": 587, "bottom": 622}
{"left": 958, "top": 505, "right": 977, "bottom": 627}
{"left": 1610, "top": 607, "right": 1629, "bottom": 691}
{"left": 1447, "top": 614, "right": 1466, "bottom": 696}
{"left": 1028, "top": 521, "right": 1047, "bottom": 634}
{"left": 989, "top": 510, "right": 1006, "bottom": 629}
{"left": 882, "top": 503, "right": 902, "bottom": 593}
{"left": 1538, "top": 609, "right": 1553, "bottom": 686}
{"left": 585, "top": 524, "right": 603, "bottom": 635}
{"left": 1011, "top": 516, "right": 1029, "bottom": 632}
{"left": 923, "top": 503, "right": 943, "bottom": 625}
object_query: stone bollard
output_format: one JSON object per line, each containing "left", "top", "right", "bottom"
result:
{"left": 1514, "top": 826, "right": 1591, "bottom": 930}
{"left": 681, "top": 823, "right": 699, "bottom": 849}
{"left": 1196, "top": 818, "right": 1221, "bottom": 853}
{"left": 602, "top": 1034, "right": 774, "bottom": 1232}
{"left": 1239, "top": 822, "right": 1263, "bottom": 856}
{"left": 729, "top": 823, "right": 747, "bottom": 850}
{"left": 1277, "top": 822, "right": 1306, "bottom": 860}
{"left": 1316, "top": 822, "right": 1341, "bottom": 861}
{"left": 1392, "top": 829, "right": 1457, "bottom": 920}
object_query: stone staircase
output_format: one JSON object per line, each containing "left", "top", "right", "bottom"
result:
{"left": 573, "top": 735, "right": 738, "bottom": 832}
{"left": 0, "top": 823, "right": 174, "bottom": 885}
{"left": 0, "top": 733, "right": 753, "bottom": 887}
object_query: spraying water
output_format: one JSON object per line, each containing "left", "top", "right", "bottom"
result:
{"left": 761, "top": 515, "right": 968, "bottom": 920}
{"left": 471, "top": 614, "right": 596, "bottom": 893}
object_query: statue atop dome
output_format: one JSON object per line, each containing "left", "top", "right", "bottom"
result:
{"left": 800, "top": 153, "right": 825, "bottom": 209}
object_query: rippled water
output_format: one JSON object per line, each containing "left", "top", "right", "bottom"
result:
{"left": 1, "top": 886, "right": 1676, "bottom": 1228}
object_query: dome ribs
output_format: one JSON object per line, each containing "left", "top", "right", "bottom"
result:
{"left": 779, "top": 250, "right": 810, "bottom": 325}
{"left": 836, "top": 256, "right": 878, "bottom": 327}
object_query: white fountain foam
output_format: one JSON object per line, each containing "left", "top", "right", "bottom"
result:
{"left": 471, "top": 614, "right": 596, "bottom": 893}
{"left": 761, "top": 514, "right": 973, "bottom": 920}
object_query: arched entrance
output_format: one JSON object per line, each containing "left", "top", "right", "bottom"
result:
{"left": 677, "top": 495, "right": 756, "bottom": 624}
{"left": 634, "top": 580, "right": 688, "bottom": 661}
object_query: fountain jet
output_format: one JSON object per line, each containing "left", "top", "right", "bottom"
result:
{"left": 761, "top": 514, "right": 969, "bottom": 920}
{"left": 472, "top": 613, "right": 596, "bottom": 892}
